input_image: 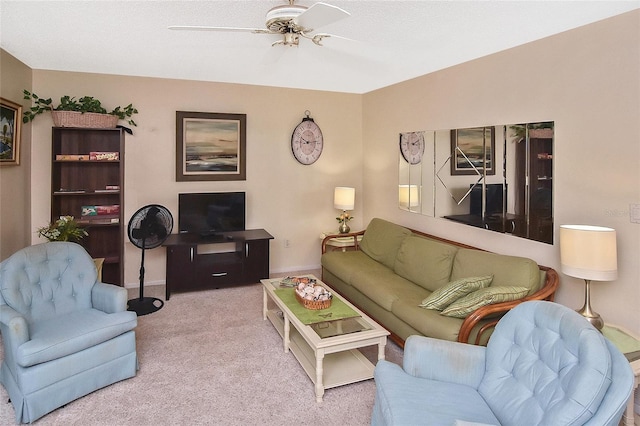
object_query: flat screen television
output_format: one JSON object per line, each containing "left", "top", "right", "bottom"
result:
{"left": 179, "top": 192, "right": 246, "bottom": 237}
{"left": 469, "top": 184, "right": 505, "bottom": 216}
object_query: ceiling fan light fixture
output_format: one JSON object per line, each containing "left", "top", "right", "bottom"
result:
{"left": 266, "top": 4, "right": 308, "bottom": 33}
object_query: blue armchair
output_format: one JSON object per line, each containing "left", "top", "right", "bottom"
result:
{"left": 0, "top": 242, "right": 138, "bottom": 423}
{"left": 372, "top": 301, "right": 634, "bottom": 426}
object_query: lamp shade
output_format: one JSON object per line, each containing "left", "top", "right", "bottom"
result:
{"left": 560, "top": 225, "right": 618, "bottom": 281}
{"left": 399, "top": 185, "right": 420, "bottom": 207}
{"left": 334, "top": 187, "right": 355, "bottom": 210}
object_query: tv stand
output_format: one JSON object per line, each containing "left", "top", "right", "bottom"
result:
{"left": 162, "top": 229, "right": 273, "bottom": 300}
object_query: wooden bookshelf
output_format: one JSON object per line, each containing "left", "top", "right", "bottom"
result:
{"left": 51, "top": 127, "right": 125, "bottom": 286}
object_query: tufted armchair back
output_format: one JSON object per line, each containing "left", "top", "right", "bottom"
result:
{"left": 0, "top": 242, "right": 98, "bottom": 324}
{"left": 479, "top": 301, "right": 616, "bottom": 425}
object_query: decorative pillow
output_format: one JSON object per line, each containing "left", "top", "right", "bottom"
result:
{"left": 441, "top": 286, "right": 530, "bottom": 318}
{"left": 419, "top": 275, "right": 493, "bottom": 310}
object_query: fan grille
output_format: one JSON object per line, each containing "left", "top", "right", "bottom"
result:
{"left": 128, "top": 205, "right": 173, "bottom": 249}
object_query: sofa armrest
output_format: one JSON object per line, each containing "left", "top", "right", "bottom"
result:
{"left": 91, "top": 282, "right": 128, "bottom": 313}
{"left": 403, "top": 335, "right": 486, "bottom": 389}
{"left": 321, "top": 230, "right": 365, "bottom": 254}
{"left": 458, "top": 266, "right": 560, "bottom": 344}
{"left": 0, "top": 304, "right": 30, "bottom": 363}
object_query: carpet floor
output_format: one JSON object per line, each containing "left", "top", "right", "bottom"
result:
{"left": 0, "top": 280, "right": 403, "bottom": 425}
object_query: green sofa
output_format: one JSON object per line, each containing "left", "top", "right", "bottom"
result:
{"left": 321, "top": 218, "right": 559, "bottom": 346}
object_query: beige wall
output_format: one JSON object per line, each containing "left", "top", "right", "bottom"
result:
{"left": 5, "top": 10, "right": 638, "bottom": 335}
{"left": 362, "top": 10, "right": 640, "bottom": 334}
{"left": 0, "top": 49, "right": 32, "bottom": 259}
{"left": 27, "top": 72, "right": 363, "bottom": 285}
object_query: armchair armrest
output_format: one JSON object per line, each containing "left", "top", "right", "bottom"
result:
{"left": 0, "top": 304, "right": 29, "bottom": 362}
{"left": 458, "top": 266, "right": 559, "bottom": 344}
{"left": 91, "top": 282, "right": 128, "bottom": 313}
{"left": 403, "top": 335, "right": 486, "bottom": 389}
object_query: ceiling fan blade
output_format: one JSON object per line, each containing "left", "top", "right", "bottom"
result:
{"left": 294, "top": 2, "right": 350, "bottom": 31}
{"left": 168, "top": 25, "right": 271, "bottom": 34}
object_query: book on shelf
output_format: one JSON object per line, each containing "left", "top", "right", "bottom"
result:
{"left": 56, "top": 154, "right": 90, "bottom": 161}
{"left": 78, "top": 217, "right": 120, "bottom": 225}
{"left": 55, "top": 188, "right": 86, "bottom": 194}
{"left": 89, "top": 152, "right": 119, "bottom": 161}
{"left": 81, "top": 204, "right": 120, "bottom": 217}
{"left": 94, "top": 189, "right": 119, "bottom": 193}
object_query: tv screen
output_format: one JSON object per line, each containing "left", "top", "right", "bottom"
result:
{"left": 469, "top": 184, "right": 505, "bottom": 216}
{"left": 179, "top": 192, "right": 245, "bottom": 236}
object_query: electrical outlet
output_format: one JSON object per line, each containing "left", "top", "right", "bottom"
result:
{"left": 630, "top": 203, "right": 640, "bottom": 224}
{"left": 284, "top": 239, "right": 291, "bottom": 248}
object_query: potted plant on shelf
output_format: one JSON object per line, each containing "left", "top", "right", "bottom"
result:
{"left": 37, "top": 216, "right": 88, "bottom": 242}
{"left": 22, "top": 90, "right": 138, "bottom": 128}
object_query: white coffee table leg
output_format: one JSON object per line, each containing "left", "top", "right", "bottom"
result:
{"left": 283, "top": 313, "right": 290, "bottom": 353}
{"left": 378, "top": 337, "right": 387, "bottom": 361}
{"left": 262, "top": 287, "right": 268, "bottom": 321}
{"left": 315, "top": 350, "right": 325, "bottom": 403}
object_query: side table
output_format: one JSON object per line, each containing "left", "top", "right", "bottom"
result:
{"left": 602, "top": 324, "right": 640, "bottom": 426}
{"left": 320, "top": 232, "right": 363, "bottom": 252}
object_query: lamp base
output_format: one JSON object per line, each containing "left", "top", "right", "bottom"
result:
{"left": 338, "top": 222, "right": 350, "bottom": 234}
{"left": 576, "top": 306, "right": 604, "bottom": 331}
{"left": 577, "top": 278, "right": 604, "bottom": 331}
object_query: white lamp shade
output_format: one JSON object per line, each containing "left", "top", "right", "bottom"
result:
{"left": 560, "top": 225, "right": 618, "bottom": 281}
{"left": 399, "top": 185, "right": 420, "bottom": 207}
{"left": 334, "top": 187, "right": 355, "bottom": 210}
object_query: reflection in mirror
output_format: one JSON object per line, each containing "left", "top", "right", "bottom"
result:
{"left": 398, "top": 122, "right": 553, "bottom": 244}
{"left": 398, "top": 131, "right": 435, "bottom": 216}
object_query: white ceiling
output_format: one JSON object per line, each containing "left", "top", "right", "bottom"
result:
{"left": 2, "top": 1, "right": 639, "bottom": 94}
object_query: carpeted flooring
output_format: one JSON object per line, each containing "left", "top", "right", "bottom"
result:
{"left": 0, "top": 278, "right": 403, "bottom": 425}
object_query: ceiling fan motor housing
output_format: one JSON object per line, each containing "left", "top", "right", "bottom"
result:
{"left": 266, "top": 5, "right": 308, "bottom": 33}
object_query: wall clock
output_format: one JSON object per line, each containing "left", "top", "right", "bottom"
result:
{"left": 399, "top": 131, "right": 425, "bottom": 165}
{"left": 291, "top": 111, "right": 323, "bottom": 165}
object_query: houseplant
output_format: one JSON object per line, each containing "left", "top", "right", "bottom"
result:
{"left": 37, "top": 215, "right": 88, "bottom": 242}
{"left": 22, "top": 90, "right": 138, "bottom": 127}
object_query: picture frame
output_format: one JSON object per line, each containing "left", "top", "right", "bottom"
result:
{"left": 0, "top": 97, "right": 22, "bottom": 166}
{"left": 450, "top": 127, "right": 495, "bottom": 176}
{"left": 176, "top": 111, "right": 246, "bottom": 181}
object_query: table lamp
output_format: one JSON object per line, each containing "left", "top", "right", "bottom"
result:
{"left": 559, "top": 224, "right": 617, "bottom": 330}
{"left": 334, "top": 187, "right": 355, "bottom": 233}
{"left": 399, "top": 185, "right": 420, "bottom": 209}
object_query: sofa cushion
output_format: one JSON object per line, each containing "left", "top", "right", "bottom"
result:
{"left": 320, "top": 250, "right": 373, "bottom": 286}
{"left": 441, "top": 286, "right": 530, "bottom": 318}
{"left": 419, "top": 275, "right": 493, "bottom": 310}
{"left": 359, "top": 218, "right": 412, "bottom": 270}
{"left": 394, "top": 235, "right": 459, "bottom": 292}
{"left": 17, "top": 308, "right": 138, "bottom": 367}
{"left": 392, "top": 296, "right": 465, "bottom": 342}
{"left": 450, "top": 249, "right": 540, "bottom": 294}
{"left": 350, "top": 265, "right": 428, "bottom": 312}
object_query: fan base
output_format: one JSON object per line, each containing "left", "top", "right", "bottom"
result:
{"left": 127, "top": 297, "right": 164, "bottom": 316}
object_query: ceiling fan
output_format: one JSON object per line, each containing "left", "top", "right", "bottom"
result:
{"left": 169, "top": 0, "right": 350, "bottom": 47}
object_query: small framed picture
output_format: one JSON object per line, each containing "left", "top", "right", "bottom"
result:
{"left": 176, "top": 111, "right": 246, "bottom": 181}
{"left": 450, "top": 127, "right": 495, "bottom": 176}
{"left": 0, "top": 98, "right": 22, "bottom": 166}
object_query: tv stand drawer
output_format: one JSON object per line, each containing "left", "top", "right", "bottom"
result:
{"left": 198, "top": 262, "right": 243, "bottom": 286}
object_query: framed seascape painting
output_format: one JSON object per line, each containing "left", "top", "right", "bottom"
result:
{"left": 176, "top": 111, "right": 247, "bottom": 181}
{"left": 450, "top": 127, "right": 495, "bottom": 176}
{"left": 0, "top": 98, "right": 22, "bottom": 166}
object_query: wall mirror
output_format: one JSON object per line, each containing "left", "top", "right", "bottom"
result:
{"left": 399, "top": 122, "right": 553, "bottom": 244}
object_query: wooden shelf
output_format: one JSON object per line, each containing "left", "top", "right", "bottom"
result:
{"left": 51, "top": 128, "right": 125, "bottom": 286}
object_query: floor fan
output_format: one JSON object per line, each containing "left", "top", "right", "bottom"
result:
{"left": 127, "top": 204, "right": 173, "bottom": 316}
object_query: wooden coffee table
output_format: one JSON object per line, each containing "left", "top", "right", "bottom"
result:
{"left": 261, "top": 275, "right": 389, "bottom": 402}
